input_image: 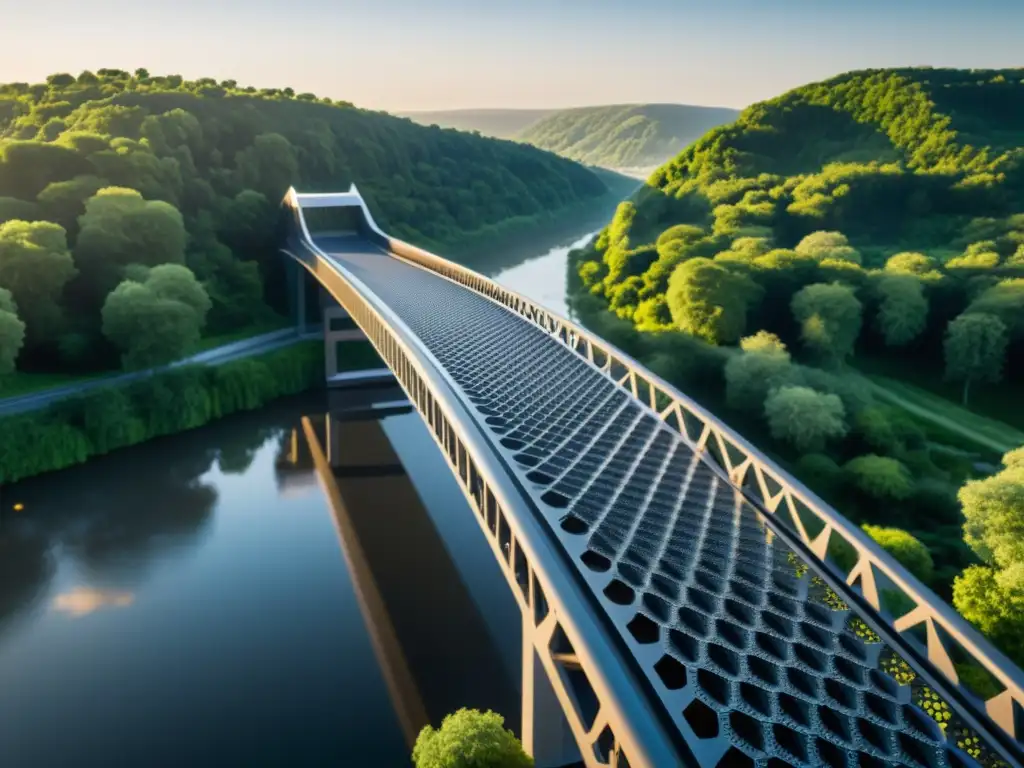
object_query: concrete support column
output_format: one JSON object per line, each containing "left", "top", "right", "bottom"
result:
{"left": 522, "top": 614, "right": 581, "bottom": 768}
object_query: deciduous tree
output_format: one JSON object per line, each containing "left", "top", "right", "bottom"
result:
{"left": 666, "top": 258, "right": 758, "bottom": 345}
{"left": 0, "top": 219, "right": 76, "bottom": 346}
{"left": 791, "top": 282, "right": 863, "bottom": 364}
{"left": 943, "top": 312, "right": 1007, "bottom": 406}
{"left": 764, "top": 385, "right": 847, "bottom": 452}
{"left": 874, "top": 274, "right": 928, "bottom": 347}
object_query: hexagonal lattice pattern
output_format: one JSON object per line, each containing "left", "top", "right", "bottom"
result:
{"left": 315, "top": 236, "right": 1001, "bottom": 768}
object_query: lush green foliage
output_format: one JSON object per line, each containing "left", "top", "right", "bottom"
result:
{"left": 953, "top": 448, "right": 1024, "bottom": 665}
{"left": 765, "top": 385, "right": 848, "bottom": 452}
{"left": 515, "top": 104, "right": 740, "bottom": 170}
{"left": 862, "top": 524, "right": 935, "bottom": 583}
{"left": 102, "top": 264, "right": 211, "bottom": 368}
{"left": 0, "top": 68, "right": 609, "bottom": 379}
{"left": 412, "top": 709, "right": 532, "bottom": 768}
{"left": 943, "top": 312, "right": 1008, "bottom": 405}
{"left": 0, "top": 342, "right": 322, "bottom": 483}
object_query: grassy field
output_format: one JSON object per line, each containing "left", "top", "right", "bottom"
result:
{"left": 858, "top": 370, "right": 1024, "bottom": 455}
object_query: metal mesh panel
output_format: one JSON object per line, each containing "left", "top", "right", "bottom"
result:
{"left": 317, "top": 241, "right": 1006, "bottom": 768}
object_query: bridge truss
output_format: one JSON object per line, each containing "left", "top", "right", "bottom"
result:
{"left": 281, "top": 187, "right": 1024, "bottom": 768}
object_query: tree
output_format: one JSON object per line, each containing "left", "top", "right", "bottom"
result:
{"left": 0, "top": 287, "right": 25, "bottom": 374}
{"left": 967, "top": 279, "right": 1024, "bottom": 338}
{"left": 145, "top": 264, "right": 212, "bottom": 325}
{"left": 794, "top": 231, "right": 861, "bottom": 265}
{"left": 953, "top": 455, "right": 1024, "bottom": 664}
{"left": 874, "top": 274, "right": 928, "bottom": 347}
{"left": 791, "top": 282, "right": 863, "bottom": 364}
{"left": 36, "top": 174, "right": 107, "bottom": 233}
{"left": 0, "top": 219, "right": 77, "bottom": 346}
{"left": 75, "top": 187, "right": 187, "bottom": 302}
{"left": 943, "top": 313, "right": 1007, "bottom": 406}
{"left": 862, "top": 524, "right": 934, "bottom": 582}
{"left": 235, "top": 133, "right": 299, "bottom": 202}
{"left": 764, "top": 385, "right": 847, "bottom": 452}
{"left": 101, "top": 267, "right": 209, "bottom": 369}
{"left": 412, "top": 709, "right": 532, "bottom": 768}
{"left": 844, "top": 455, "right": 914, "bottom": 501}
{"left": 666, "top": 258, "right": 757, "bottom": 345}
{"left": 725, "top": 332, "right": 798, "bottom": 413}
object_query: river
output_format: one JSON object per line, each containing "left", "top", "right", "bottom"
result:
{"left": 0, "top": 218, "right": 600, "bottom": 767}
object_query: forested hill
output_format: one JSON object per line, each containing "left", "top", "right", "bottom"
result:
{"left": 516, "top": 104, "right": 740, "bottom": 171}
{"left": 573, "top": 68, "right": 1024, "bottom": 663}
{"left": 396, "top": 108, "right": 556, "bottom": 139}
{"left": 0, "top": 68, "right": 610, "bottom": 379}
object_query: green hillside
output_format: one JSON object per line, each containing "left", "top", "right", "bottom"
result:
{"left": 0, "top": 69, "right": 610, "bottom": 380}
{"left": 517, "top": 104, "right": 740, "bottom": 170}
{"left": 397, "top": 108, "right": 556, "bottom": 139}
{"left": 571, "top": 68, "right": 1024, "bottom": 661}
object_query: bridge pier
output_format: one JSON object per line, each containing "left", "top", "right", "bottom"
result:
{"left": 522, "top": 615, "right": 581, "bottom": 768}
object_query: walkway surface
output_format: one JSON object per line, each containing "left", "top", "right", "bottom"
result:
{"left": 0, "top": 329, "right": 307, "bottom": 417}
{"left": 315, "top": 235, "right": 966, "bottom": 768}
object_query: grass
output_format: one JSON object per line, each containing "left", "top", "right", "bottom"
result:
{"left": 857, "top": 370, "right": 1024, "bottom": 455}
{"left": 856, "top": 354, "right": 1024, "bottom": 433}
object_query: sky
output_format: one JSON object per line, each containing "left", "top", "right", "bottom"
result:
{"left": 0, "top": 0, "right": 1021, "bottom": 112}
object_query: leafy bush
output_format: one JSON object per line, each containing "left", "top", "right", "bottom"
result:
{"left": 0, "top": 342, "right": 322, "bottom": 483}
{"left": 862, "top": 524, "right": 935, "bottom": 583}
{"left": 412, "top": 709, "right": 532, "bottom": 768}
{"left": 844, "top": 455, "right": 914, "bottom": 500}
{"left": 764, "top": 385, "right": 848, "bottom": 453}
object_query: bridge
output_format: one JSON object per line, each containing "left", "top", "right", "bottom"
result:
{"left": 280, "top": 186, "right": 1024, "bottom": 768}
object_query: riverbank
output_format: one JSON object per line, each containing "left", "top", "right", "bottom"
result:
{"left": 0, "top": 342, "right": 325, "bottom": 485}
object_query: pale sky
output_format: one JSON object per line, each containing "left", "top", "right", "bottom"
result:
{"left": 0, "top": 0, "right": 1021, "bottom": 112}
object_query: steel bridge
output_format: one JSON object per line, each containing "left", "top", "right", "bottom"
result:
{"left": 280, "top": 187, "right": 1024, "bottom": 768}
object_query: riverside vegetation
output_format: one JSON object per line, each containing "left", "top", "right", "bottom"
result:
{"left": 570, "top": 68, "right": 1024, "bottom": 664}
{"left": 0, "top": 67, "right": 612, "bottom": 386}
{"left": 0, "top": 342, "right": 322, "bottom": 483}
{"left": 0, "top": 68, "right": 620, "bottom": 481}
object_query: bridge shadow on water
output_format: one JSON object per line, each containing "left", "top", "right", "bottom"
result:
{"left": 295, "top": 383, "right": 523, "bottom": 748}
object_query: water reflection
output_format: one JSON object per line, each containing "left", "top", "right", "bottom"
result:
{"left": 51, "top": 587, "right": 135, "bottom": 617}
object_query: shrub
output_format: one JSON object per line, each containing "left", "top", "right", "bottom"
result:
{"left": 844, "top": 455, "right": 914, "bottom": 500}
{"left": 862, "top": 524, "right": 935, "bottom": 583}
{"left": 764, "top": 385, "right": 848, "bottom": 453}
{"left": 412, "top": 709, "right": 532, "bottom": 768}
{"left": 0, "top": 341, "right": 323, "bottom": 482}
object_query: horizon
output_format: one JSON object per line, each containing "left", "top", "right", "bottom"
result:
{"left": 2, "top": 0, "right": 1022, "bottom": 112}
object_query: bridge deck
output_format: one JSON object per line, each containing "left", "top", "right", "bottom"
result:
{"left": 313, "top": 235, "right": 963, "bottom": 768}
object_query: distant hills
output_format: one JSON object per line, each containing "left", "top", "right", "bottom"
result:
{"left": 517, "top": 104, "right": 740, "bottom": 171}
{"left": 399, "top": 104, "right": 740, "bottom": 173}
{"left": 396, "top": 109, "right": 556, "bottom": 140}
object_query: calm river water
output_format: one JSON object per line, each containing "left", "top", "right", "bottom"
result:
{"left": 0, "top": 216, "right": 601, "bottom": 767}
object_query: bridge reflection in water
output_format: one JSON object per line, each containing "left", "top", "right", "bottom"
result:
{"left": 281, "top": 188, "right": 1024, "bottom": 768}
{"left": 280, "top": 385, "right": 528, "bottom": 754}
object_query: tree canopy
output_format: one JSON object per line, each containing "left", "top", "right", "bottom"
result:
{"left": 0, "top": 68, "right": 611, "bottom": 376}
{"left": 412, "top": 709, "right": 532, "bottom": 768}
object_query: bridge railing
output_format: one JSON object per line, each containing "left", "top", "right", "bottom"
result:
{"left": 337, "top": 194, "right": 1024, "bottom": 764}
